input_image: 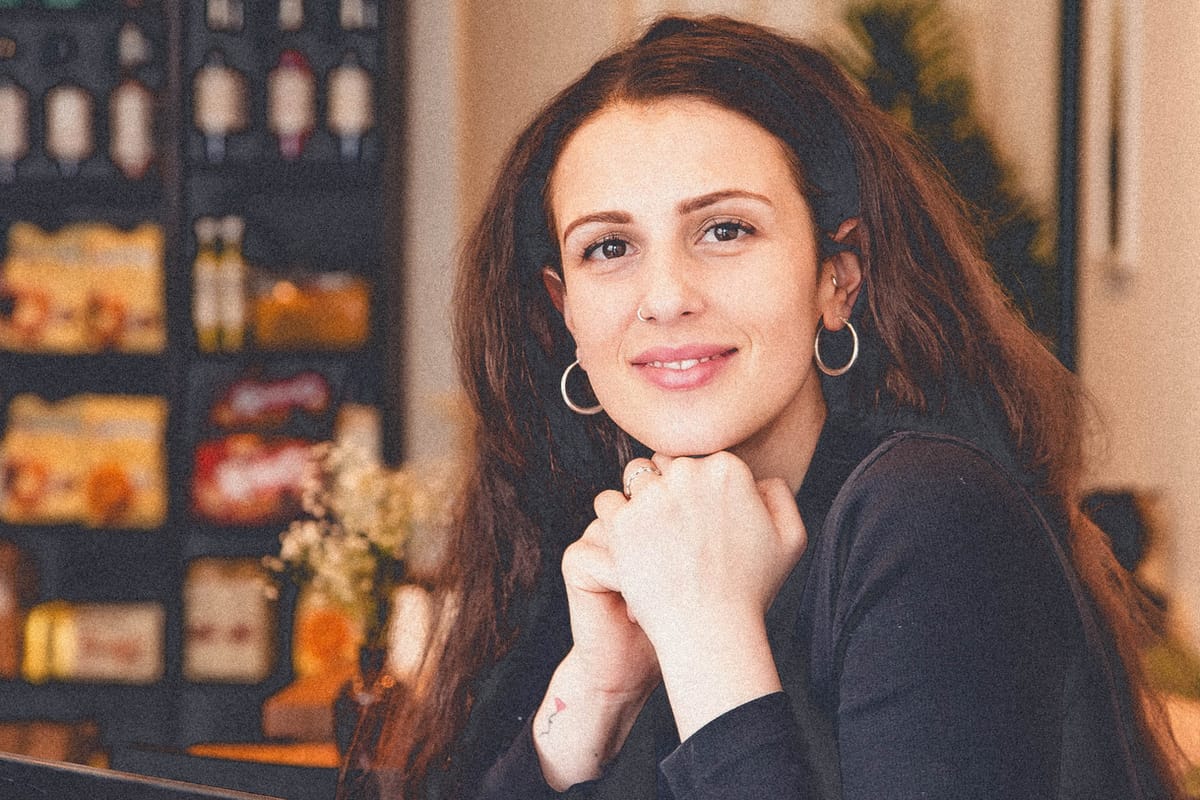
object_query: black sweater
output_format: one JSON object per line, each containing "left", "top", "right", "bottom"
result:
{"left": 444, "top": 422, "right": 1165, "bottom": 800}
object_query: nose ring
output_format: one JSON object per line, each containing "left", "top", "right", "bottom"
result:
{"left": 636, "top": 307, "right": 650, "bottom": 323}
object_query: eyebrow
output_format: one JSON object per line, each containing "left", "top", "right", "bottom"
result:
{"left": 677, "top": 189, "right": 773, "bottom": 215}
{"left": 559, "top": 189, "right": 774, "bottom": 244}
{"left": 560, "top": 211, "right": 631, "bottom": 244}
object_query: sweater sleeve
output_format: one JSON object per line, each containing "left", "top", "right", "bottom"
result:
{"left": 474, "top": 718, "right": 593, "bottom": 800}
{"left": 660, "top": 692, "right": 808, "bottom": 799}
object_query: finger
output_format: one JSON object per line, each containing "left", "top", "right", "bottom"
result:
{"left": 562, "top": 538, "right": 620, "bottom": 593}
{"left": 757, "top": 477, "right": 807, "bottom": 557}
{"left": 621, "top": 458, "right": 661, "bottom": 499}
{"left": 593, "top": 489, "right": 626, "bottom": 520}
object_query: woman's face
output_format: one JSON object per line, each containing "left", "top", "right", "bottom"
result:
{"left": 548, "top": 98, "right": 838, "bottom": 479}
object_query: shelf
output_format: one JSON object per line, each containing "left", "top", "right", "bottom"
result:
{"left": 184, "top": 159, "right": 382, "bottom": 191}
{"left": 0, "top": 0, "right": 398, "bottom": 753}
{"left": 0, "top": 352, "right": 170, "bottom": 397}
{"left": 0, "top": 177, "right": 165, "bottom": 221}
{"left": 0, "top": 681, "right": 174, "bottom": 747}
{"left": 182, "top": 526, "right": 285, "bottom": 561}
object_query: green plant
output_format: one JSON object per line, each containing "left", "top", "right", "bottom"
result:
{"left": 836, "top": 0, "right": 1060, "bottom": 344}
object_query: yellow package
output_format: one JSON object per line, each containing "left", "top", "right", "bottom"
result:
{"left": 0, "top": 223, "right": 88, "bottom": 352}
{"left": 23, "top": 600, "right": 164, "bottom": 684}
{"left": 78, "top": 394, "right": 167, "bottom": 528}
{"left": 253, "top": 273, "right": 370, "bottom": 350}
{"left": 0, "top": 395, "right": 84, "bottom": 524}
{"left": 81, "top": 223, "right": 165, "bottom": 353}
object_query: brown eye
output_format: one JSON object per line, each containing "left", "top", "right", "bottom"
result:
{"left": 584, "top": 237, "right": 629, "bottom": 260}
{"left": 703, "top": 220, "right": 754, "bottom": 243}
{"left": 601, "top": 240, "right": 627, "bottom": 258}
{"left": 712, "top": 222, "right": 741, "bottom": 241}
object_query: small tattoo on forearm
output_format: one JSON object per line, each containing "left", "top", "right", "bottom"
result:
{"left": 538, "top": 697, "right": 567, "bottom": 736}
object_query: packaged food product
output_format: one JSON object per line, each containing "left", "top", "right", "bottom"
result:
{"left": 183, "top": 558, "right": 275, "bottom": 683}
{"left": 0, "top": 222, "right": 166, "bottom": 354}
{"left": 22, "top": 600, "right": 164, "bottom": 684}
{"left": 81, "top": 223, "right": 166, "bottom": 353}
{"left": 0, "top": 395, "right": 85, "bottom": 524}
{"left": 252, "top": 273, "right": 370, "bottom": 351}
{"left": 0, "top": 394, "right": 167, "bottom": 528}
{"left": 79, "top": 395, "right": 167, "bottom": 529}
{"left": 0, "top": 223, "right": 87, "bottom": 352}
{"left": 0, "top": 541, "right": 35, "bottom": 679}
{"left": 191, "top": 434, "right": 312, "bottom": 526}
{"left": 209, "top": 370, "right": 332, "bottom": 433}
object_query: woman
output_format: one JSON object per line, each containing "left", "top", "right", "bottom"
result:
{"left": 347, "top": 15, "right": 1183, "bottom": 800}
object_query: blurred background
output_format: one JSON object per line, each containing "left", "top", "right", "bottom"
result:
{"left": 0, "top": 0, "right": 1197, "bottom": 793}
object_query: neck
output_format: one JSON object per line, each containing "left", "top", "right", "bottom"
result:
{"left": 731, "top": 391, "right": 828, "bottom": 494}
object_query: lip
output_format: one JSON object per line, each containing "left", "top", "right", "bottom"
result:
{"left": 632, "top": 344, "right": 737, "bottom": 390}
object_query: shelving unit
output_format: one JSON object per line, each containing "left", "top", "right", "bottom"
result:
{"left": 0, "top": 0, "right": 402, "bottom": 754}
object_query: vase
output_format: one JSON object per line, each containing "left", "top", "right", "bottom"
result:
{"left": 334, "top": 642, "right": 396, "bottom": 758}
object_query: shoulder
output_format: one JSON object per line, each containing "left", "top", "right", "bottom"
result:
{"left": 855, "top": 430, "right": 1022, "bottom": 491}
{"left": 834, "top": 431, "right": 1043, "bottom": 534}
{"left": 816, "top": 431, "right": 1064, "bottom": 589}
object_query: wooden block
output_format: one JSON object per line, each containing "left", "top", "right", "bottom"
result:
{"left": 261, "top": 671, "right": 352, "bottom": 742}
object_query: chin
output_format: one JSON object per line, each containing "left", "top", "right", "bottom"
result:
{"left": 621, "top": 418, "right": 736, "bottom": 459}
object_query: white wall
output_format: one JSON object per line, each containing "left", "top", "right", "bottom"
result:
{"left": 1077, "top": 1, "right": 1200, "bottom": 647}
{"left": 400, "top": 0, "right": 463, "bottom": 463}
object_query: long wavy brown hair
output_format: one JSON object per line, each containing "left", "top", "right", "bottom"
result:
{"left": 344, "top": 15, "right": 1183, "bottom": 799}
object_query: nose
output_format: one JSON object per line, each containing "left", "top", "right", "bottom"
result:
{"left": 636, "top": 243, "right": 703, "bottom": 323}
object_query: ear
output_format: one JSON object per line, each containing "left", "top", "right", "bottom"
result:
{"left": 541, "top": 267, "right": 571, "bottom": 327}
{"left": 821, "top": 218, "right": 864, "bottom": 330}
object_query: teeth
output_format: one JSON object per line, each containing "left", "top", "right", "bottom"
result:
{"left": 648, "top": 355, "right": 715, "bottom": 370}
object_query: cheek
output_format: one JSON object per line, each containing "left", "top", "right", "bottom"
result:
{"left": 562, "top": 300, "right": 621, "bottom": 367}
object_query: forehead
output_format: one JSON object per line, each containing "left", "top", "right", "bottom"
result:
{"left": 548, "top": 98, "right": 801, "bottom": 226}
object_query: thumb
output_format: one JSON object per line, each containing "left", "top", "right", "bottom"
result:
{"left": 757, "top": 478, "right": 807, "bottom": 559}
{"left": 562, "top": 537, "right": 620, "bottom": 594}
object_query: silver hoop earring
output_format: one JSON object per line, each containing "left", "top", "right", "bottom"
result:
{"left": 814, "top": 317, "right": 859, "bottom": 377}
{"left": 636, "top": 307, "right": 650, "bottom": 322}
{"left": 560, "top": 360, "right": 603, "bottom": 415}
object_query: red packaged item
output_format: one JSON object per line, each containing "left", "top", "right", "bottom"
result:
{"left": 192, "top": 435, "right": 312, "bottom": 526}
{"left": 209, "top": 371, "right": 331, "bottom": 430}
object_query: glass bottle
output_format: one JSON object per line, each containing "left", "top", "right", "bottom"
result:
{"left": 0, "top": 79, "right": 28, "bottom": 182}
{"left": 194, "top": 49, "right": 248, "bottom": 164}
{"left": 278, "top": 0, "right": 304, "bottom": 32}
{"left": 118, "top": 21, "right": 152, "bottom": 70}
{"left": 327, "top": 50, "right": 374, "bottom": 162}
{"left": 45, "top": 83, "right": 93, "bottom": 176}
{"left": 339, "top": 0, "right": 377, "bottom": 30}
{"left": 216, "top": 215, "right": 246, "bottom": 351}
{"left": 193, "top": 217, "right": 221, "bottom": 353}
{"left": 206, "top": 0, "right": 243, "bottom": 33}
{"left": 267, "top": 50, "right": 315, "bottom": 160}
{"left": 110, "top": 78, "right": 155, "bottom": 180}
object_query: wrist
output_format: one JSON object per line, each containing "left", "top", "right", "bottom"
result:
{"left": 532, "top": 649, "right": 657, "bottom": 791}
{"left": 653, "top": 612, "right": 781, "bottom": 741}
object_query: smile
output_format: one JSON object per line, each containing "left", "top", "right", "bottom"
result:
{"left": 647, "top": 354, "right": 722, "bottom": 370}
{"left": 633, "top": 346, "right": 737, "bottom": 390}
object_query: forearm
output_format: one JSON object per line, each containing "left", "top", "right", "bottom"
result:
{"left": 532, "top": 648, "right": 657, "bottom": 791}
{"left": 653, "top": 611, "right": 782, "bottom": 742}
